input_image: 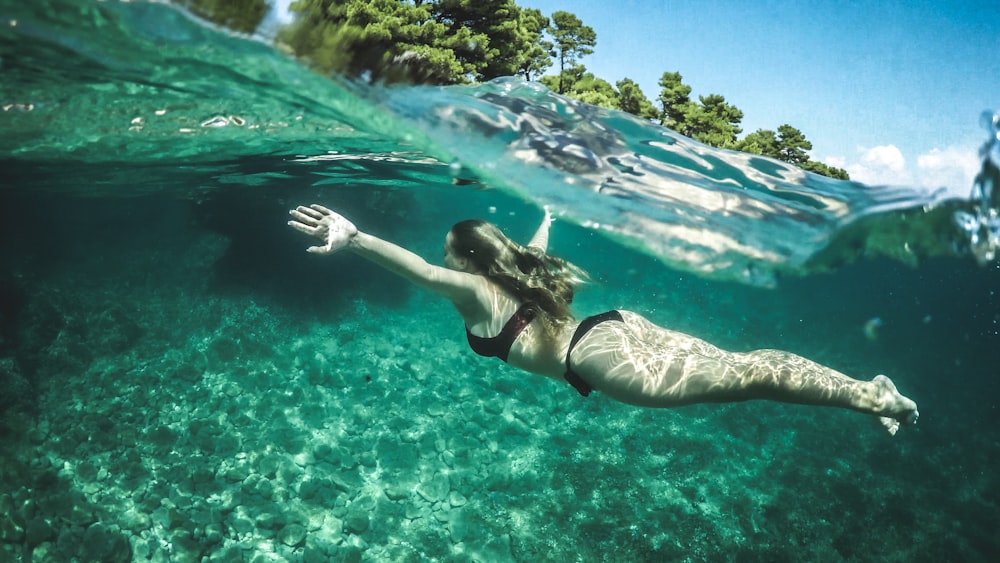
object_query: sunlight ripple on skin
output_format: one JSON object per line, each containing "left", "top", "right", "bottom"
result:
{"left": 570, "top": 311, "right": 917, "bottom": 427}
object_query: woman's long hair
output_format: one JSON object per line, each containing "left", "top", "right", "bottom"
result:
{"left": 449, "top": 220, "right": 588, "bottom": 331}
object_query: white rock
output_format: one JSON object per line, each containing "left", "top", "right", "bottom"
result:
{"left": 120, "top": 508, "right": 151, "bottom": 532}
{"left": 415, "top": 474, "right": 449, "bottom": 503}
{"left": 448, "top": 491, "right": 467, "bottom": 507}
{"left": 279, "top": 523, "right": 307, "bottom": 547}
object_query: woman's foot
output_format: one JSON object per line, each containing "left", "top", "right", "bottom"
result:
{"left": 872, "top": 374, "right": 919, "bottom": 435}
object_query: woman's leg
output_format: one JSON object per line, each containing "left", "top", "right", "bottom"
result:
{"left": 729, "top": 348, "right": 918, "bottom": 433}
{"left": 571, "top": 312, "right": 918, "bottom": 431}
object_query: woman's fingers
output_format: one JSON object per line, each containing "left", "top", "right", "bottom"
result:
{"left": 287, "top": 219, "right": 318, "bottom": 236}
{"left": 291, "top": 204, "right": 341, "bottom": 223}
{"left": 293, "top": 206, "right": 325, "bottom": 220}
{"left": 289, "top": 208, "right": 323, "bottom": 226}
{"left": 289, "top": 205, "right": 351, "bottom": 250}
{"left": 310, "top": 204, "right": 337, "bottom": 216}
{"left": 288, "top": 204, "right": 356, "bottom": 255}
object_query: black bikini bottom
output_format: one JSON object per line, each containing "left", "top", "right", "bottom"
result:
{"left": 564, "top": 310, "right": 624, "bottom": 397}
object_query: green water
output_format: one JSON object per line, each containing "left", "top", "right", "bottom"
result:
{"left": 1, "top": 1, "right": 999, "bottom": 561}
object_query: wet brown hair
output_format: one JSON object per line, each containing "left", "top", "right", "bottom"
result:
{"left": 448, "top": 220, "right": 587, "bottom": 328}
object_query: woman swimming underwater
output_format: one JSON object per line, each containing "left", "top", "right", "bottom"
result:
{"left": 288, "top": 204, "right": 918, "bottom": 435}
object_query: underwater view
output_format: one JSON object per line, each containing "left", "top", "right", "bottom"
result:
{"left": 2, "top": 1, "right": 999, "bottom": 561}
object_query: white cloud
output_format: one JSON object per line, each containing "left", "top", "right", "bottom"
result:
{"left": 824, "top": 144, "right": 979, "bottom": 196}
{"left": 824, "top": 156, "right": 847, "bottom": 169}
{"left": 864, "top": 145, "right": 907, "bottom": 172}
{"left": 843, "top": 145, "right": 908, "bottom": 186}
{"left": 915, "top": 146, "right": 979, "bottom": 196}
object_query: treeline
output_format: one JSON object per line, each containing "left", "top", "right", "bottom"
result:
{"left": 180, "top": 0, "right": 848, "bottom": 179}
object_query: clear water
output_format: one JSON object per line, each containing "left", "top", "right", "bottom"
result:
{"left": 1, "top": 1, "right": 998, "bottom": 561}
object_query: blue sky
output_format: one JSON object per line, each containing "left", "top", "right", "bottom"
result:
{"left": 518, "top": 0, "right": 1000, "bottom": 193}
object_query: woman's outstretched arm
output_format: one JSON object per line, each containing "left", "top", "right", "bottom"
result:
{"left": 288, "top": 204, "right": 480, "bottom": 305}
{"left": 526, "top": 207, "right": 554, "bottom": 252}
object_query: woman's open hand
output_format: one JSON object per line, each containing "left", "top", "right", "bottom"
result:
{"left": 288, "top": 204, "right": 358, "bottom": 255}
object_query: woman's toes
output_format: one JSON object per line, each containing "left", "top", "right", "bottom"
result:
{"left": 878, "top": 416, "right": 900, "bottom": 436}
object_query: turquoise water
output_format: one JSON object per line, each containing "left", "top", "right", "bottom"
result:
{"left": 2, "top": 1, "right": 999, "bottom": 561}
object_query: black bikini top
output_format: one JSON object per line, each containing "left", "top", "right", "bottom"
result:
{"left": 465, "top": 302, "right": 539, "bottom": 362}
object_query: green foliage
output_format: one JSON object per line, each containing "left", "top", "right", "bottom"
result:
{"left": 433, "top": 0, "right": 545, "bottom": 81}
{"left": 657, "top": 71, "right": 695, "bottom": 132}
{"left": 281, "top": 0, "right": 550, "bottom": 84}
{"left": 736, "top": 129, "right": 779, "bottom": 157}
{"left": 801, "top": 160, "right": 850, "bottom": 180}
{"left": 512, "top": 8, "right": 553, "bottom": 81}
{"left": 737, "top": 125, "right": 849, "bottom": 179}
{"left": 549, "top": 11, "right": 596, "bottom": 94}
{"left": 691, "top": 94, "right": 744, "bottom": 148}
{"left": 775, "top": 124, "right": 812, "bottom": 164}
{"left": 658, "top": 72, "right": 848, "bottom": 179}
{"left": 568, "top": 73, "right": 619, "bottom": 110}
{"left": 179, "top": 0, "right": 270, "bottom": 33}
{"left": 573, "top": 90, "right": 617, "bottom": 109}
{"left": 280, "top": 0, "right": 434, "bottom": 81}
{"left": 538, "top": 74, "right": 560, "bottom": 92}
{"left": 539, "top": 63, "right": 584, "bottom": 95}
{"left": 656, "top": 73, "right": 743, "bottom": 147}
{"left": 553, "top": 73, "right": 660, "bottom": 119}
{"left": 616, "top": 78, "right": 658, "bottom": 120}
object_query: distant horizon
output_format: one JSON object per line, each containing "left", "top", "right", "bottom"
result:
{"left": 264, "top": 0, "right": 998, "bottom": 194}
